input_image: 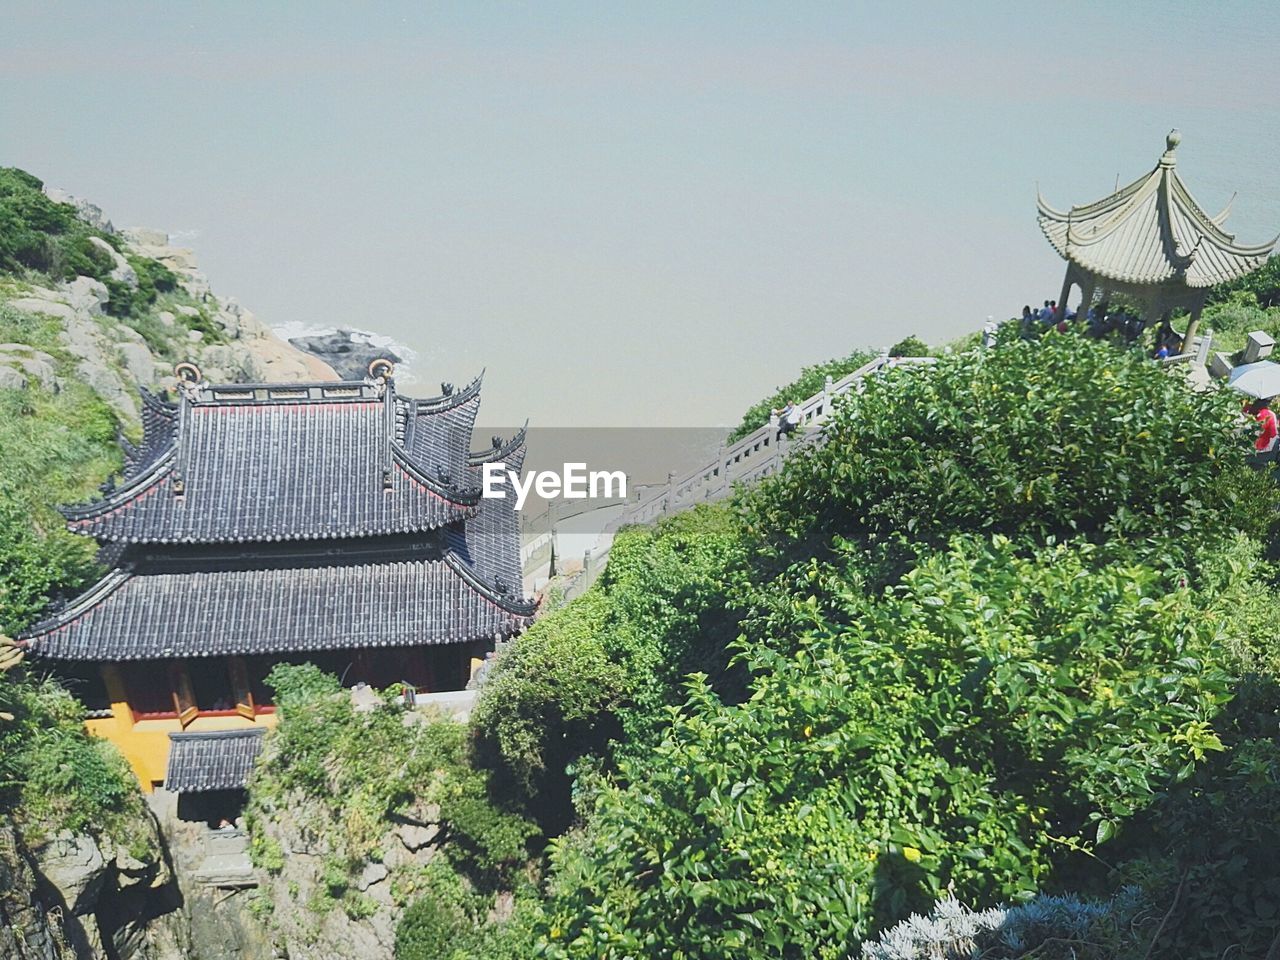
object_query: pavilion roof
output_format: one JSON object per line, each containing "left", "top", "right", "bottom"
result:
{"left": 1037, "top": 130, "right": 1277, "bottom": 289}
{"left": 20, "top": 547, "right": 535, "bottom": 661}
{"left": 62, "top": 375, "right": 486, "bottom": 544}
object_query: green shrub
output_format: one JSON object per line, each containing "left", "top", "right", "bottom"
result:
{"left": 0, "top": 674, "right": 145, "bottom": 844}
{"left": 472, "top": 505, "right": 748, "bottom": 824}
{"left": 533, "top": 538, "right": 1234, "bottom": 956}
{"left": 745, "top": 334, "right": 1275, "bottom": 562}
{"left": 248, "top": 664, "right": 538, "bottom": 885}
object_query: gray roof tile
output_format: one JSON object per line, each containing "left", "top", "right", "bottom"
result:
{"left": 165, "top": 728, "right": 264, "bottom": 792}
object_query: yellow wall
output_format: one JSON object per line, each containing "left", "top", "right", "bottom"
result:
{"left": 86, "top": 665, "right": 277, "bottom": 792}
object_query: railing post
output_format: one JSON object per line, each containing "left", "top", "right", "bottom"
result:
{"left": 1195, "top": 328, "right": 1213, "bottom": 366}
{"left": 664, "top": 471, "right": 675, "bottom": 513}
{"left": 823, "top": 375, "right": 833, "bottom": 418}
{"left": 715, "top": 441, "right": 726, "bottom": 496}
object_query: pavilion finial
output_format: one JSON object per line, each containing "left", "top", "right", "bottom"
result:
{"left": 1165, "top": 128, "right": 1182, "bottom": 154}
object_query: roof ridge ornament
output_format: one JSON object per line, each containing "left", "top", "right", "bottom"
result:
{"left": 174, "top": 361, "right": 204, "bottom": 405}
{"left": 1161, "top": 128, "right": 1181, "bottom": 167}
{"left": 368, "top": 358, "right": 395, "bottom": 381}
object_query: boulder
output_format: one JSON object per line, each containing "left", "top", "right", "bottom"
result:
{"left": 0, "top": 366, "right": 27, "bottom": 390}
{"left": 158, "top": 311, "right": 176, "bottom": 327}
{"left": 357, "top": 861, "right": 388, "bottom": 891}
{"left": 44, "top": 187, "right": 114, "bottom": 233}
{"left": 76, "top": 359, "right": 138, "bottom": 421}
{"left": 88, "top": 236, "right": 138, "bottom": 289}
{"left": 31, "top": 832, "right": 107, "bottom": 915}
{"left": 117, "top": 341, "right": 157, "bottom": 384}
{"left": 7, "top": 297, "right": 77, "bottom": 321}
{"left": 0, "top": 347, "right": 57, "bottom": 391}
{"left": 64, "top": 277, "right": 110, "bottom": 315}
{"left": 120, "top": 227, "right": 168, "bottom": 247}
{"left": 395, "top": 820, "right": 440, "bottom": 853}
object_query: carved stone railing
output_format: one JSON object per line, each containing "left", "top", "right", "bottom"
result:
{"left": 549, "top": 354, "right": 936, "bottom": 599}
{"left": 617, "top": 354, "right": 935, "bottom": 524}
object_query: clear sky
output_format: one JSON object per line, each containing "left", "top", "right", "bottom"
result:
{"left": 3, "top": 2, "right": 1278, "bottom": 427}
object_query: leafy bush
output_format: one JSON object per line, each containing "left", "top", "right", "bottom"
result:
{"left": 395, "top": 860, "right": 543, "bottom": 960}
{"left": 1209, "top": 254, "right": 1280, "bottom": 308}
{"left": 0, "top": 674, "right": 145, "bottom": 844}
{"left": 745, "top": 333, "right": 1274, "bottom": 561}
{"left": 728, "top": 348, "right": 877, "bottom": 442}
{"left": 887, "top": 334, "right": 930, "bottom": 358}
{"left": 472, "top": 505, "right": 748, "bottom": 825}
{"left": 0, "top": 168, "right": 111, "bottom": 280}
{"left": 532, "top": 537, "right": 1232, "bottom": 956}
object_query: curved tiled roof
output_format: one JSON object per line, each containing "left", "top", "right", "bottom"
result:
{"left": 1037, "top": 131, "right": 1277, "bottom": 289}
{"left": 63, "top": 379, "right": 482, "bottom": 543}
{"left": 450, "top": 430, "right": 527, "bottom": 598}
{"left": 21, "top": 550, "right": 535, "bottom": 661}
{"left": 166, "top": 729, "right": 264, "bottom": 792}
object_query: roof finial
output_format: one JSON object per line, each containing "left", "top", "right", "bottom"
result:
{"left": 368, "top": 358, "right": 395, "bottom": 381}
{"left": 1166, "top": 128, "right": 1182, "bottom": 154}
{"left": 175, "top": 361, "right": 202, "bottom": 384}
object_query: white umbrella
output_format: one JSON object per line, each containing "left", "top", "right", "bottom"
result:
{"left": 1227, "top": 361, "right": 1280, "bottom": 399}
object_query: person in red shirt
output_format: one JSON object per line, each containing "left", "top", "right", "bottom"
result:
{"left": 1253, "top": 398, "right": 1278, "bottom": 453}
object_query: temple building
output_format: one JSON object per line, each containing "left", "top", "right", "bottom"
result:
{"left": 20, "top": 361, "right": 535, "bottom": 792}
{"left": 1038, "top": 129, "right": 1277, "bottom": 346}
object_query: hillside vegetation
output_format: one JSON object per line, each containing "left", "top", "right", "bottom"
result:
{"left": 434, "top": 333, "right": 1279, "bottom": 958}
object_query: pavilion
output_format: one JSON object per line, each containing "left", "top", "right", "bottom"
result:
{"left": 1037, "top": 130, "right": 1277, "bottom": 349}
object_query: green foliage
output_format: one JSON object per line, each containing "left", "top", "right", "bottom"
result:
{"left": 396, "top": 860, "right": 543, "bottom": 960}
{"left": 728, "top": 348, "right": 877, "bottom": 443}
{"left": 1209, "top": 254, "right": 1280, "bottom": 308}
{"left": 887, "top": 334, "right": 930, "bottom": 357}
{"left": 1197, "top": 290, "right": 1280, "bottom": 355}
{"left": 532, "top": 538, "right": 1233, "bottom": 956}
{"left": 0, "top": 673, "right": 145, "bottom": 844}
{"left": 248, "top": 664, "right": 537, "bottom": 884}
{"left": 745, "top": 334, "right": 1274, "bottom": 561}
{"left": 472, "top": 505, "right": 748, "bottom": 820}
{"left": 0, "top": 168, "right": 110, "bottom": 280}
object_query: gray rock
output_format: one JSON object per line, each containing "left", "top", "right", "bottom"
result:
{"left": 158, "top": 310, "right": 176, "bottom": 327}
{"left": 174, "top": 305, "right": 200, "bottom": 318}
{"left": 357, "top": 861, "right": 388, "bottom": 891}
{"left": 32, "top": 832, "right": 107, "bottom": 915}
{"left": 288, "top": 329, "right": 402, "bottom": 381}
{"left": 44, "top": 187, "right": 115, "bottom": 233}
{"left": 0, "top": 366, "right": 28, "bottom": 390}
{"left": 64, "top": 276, "right": 110, "bottom": 315}
{"left": 7, "top": 296, "right": 77, "bottom": 321}
{"left": 117, "top": 341, "right": 156, "bottom": 384}
{"left": 76, "top": 359, "right": 138, "bottom": 421}
{"left": 88, "top": 236, "right": 138, "bottom": 289}
{"left": 395, "top": 821, "right": 440, "bottom": 852}
{"left": 0, "top": 353, "right": 57, "bottom": 390}
{"left": 60, "top": 317, "right": 104, "bottom": 361}
{"left": 188, "top": 330, "right": 204, "bottom": 343}
{"left": 121, "top": 227, "right": 168, "bottom": 247}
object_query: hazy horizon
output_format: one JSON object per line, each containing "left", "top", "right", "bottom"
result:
{"left": 4, "top": 1, "right": 1278, "bottom": 427}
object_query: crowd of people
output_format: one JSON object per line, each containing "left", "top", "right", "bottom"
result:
{"left": 1017, "top": 299, "right": 1183, "bottom": 358}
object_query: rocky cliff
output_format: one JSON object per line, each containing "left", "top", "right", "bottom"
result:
{"left": 0, "top": 191, "right": 336, "bottom": 432}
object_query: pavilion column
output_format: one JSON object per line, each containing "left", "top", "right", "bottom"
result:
{"left": 1076, "top": 276, "right": 1097, "bottom": 323}
{"left": 1182, "top": 300, "right": 1206, "bottom": 357}
{"left": 1055, "top": 266, "right": 1075, "bottom": 322}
